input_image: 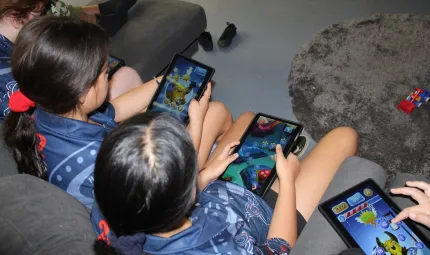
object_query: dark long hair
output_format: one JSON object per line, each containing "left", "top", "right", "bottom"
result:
{"left": 0, "top": 0, "right": 45, "bottom": 23}
{"left": 94, "top": 112, "right": 198, "bottom": 237}
{"left": 3, "top": 16, "right": 110, "bottom": 178}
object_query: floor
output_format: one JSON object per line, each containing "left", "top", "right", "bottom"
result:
{"left": 183, "top": 0, "right": 430, "bottom": 150}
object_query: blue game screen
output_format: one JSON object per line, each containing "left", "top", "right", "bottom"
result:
{"left": 150, "top": 56, "right": 211, "bottom": 121}
{"left": 327, "top": 184, "right": 430, "bottom": 255}
{"left": 221, "top": 115, "right": 300, "bottom": 194}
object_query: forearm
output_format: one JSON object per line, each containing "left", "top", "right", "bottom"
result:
{"left": 110, "top": 77, "right": 160, "bottom": 122}
{"left": 267, "top": 179, "right": 297, "bottom": 247}
{"left": 187, "top": 121, "right": 203, "bottom": 152}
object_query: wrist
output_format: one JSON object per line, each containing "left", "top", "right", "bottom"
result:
{"left": 198, "top": 170, "right": 212, "bottom": 190}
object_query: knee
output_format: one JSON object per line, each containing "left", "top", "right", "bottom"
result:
{"left": 237, "top": 111, "right": 255, "bottom": 122}
{"left": 113, "top": 67, "right": 142, "bottom": 82}
{"left": 328, "top": 126, "right": 359, "bottom": 150}
{"left": 208, "top": 101, "right": 233, "bottom": 122}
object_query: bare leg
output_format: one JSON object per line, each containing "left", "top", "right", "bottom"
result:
{"left": 204, "top": 112, "right": 255, "bottom": 168}
{"left": 271, "top": 127, "right": 359, "bottom": 220}
{"left": 108, "top": 67, "right": 144, "bottom": 100}
{"left": 81, "top": 5, "right": 100, "bottom": 15}
{"left": 78, "top": 13, "right": 96, "bottom": 23}
{"left": 197, "top": 102, "right": 233, "bottom": 169}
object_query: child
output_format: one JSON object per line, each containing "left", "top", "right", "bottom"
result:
{"left": 3, "top": 16, "right": 232, "bottom": 209}
{"left": 0, "top": 1, "right": 143, "bottom": 122}
{"left": 92, "top": 111, "right": 359, "bottom": 254}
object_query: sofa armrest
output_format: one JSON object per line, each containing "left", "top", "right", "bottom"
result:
{"left": 290, "top": 156, "right": 387, "bottom": 255}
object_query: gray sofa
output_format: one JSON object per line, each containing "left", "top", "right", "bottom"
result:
{"left": 0, "top": 152, "right": 415, "bottom": 255}
{"left": 92, "top": 0, "right": 207, "bottom": 82}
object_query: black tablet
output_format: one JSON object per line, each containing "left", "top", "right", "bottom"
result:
{"left": 319, "top": 179, "right": 430, "bottom": 255}
{"left": 107, "top": 55, "right": 125, "bottom": 79}
{"left": 147, "top": 54, "right": 215, "bottom": 123}
{"left": 219, "top": 113, "right": 303, "bottom": 197}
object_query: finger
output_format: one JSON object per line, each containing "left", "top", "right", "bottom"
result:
{"left": 202, "top": 83, "right": 212, "bottom": 100}
{"left": 227, "top": 141, "right": 241, "bottom": 155}
{"left": 409, "top": 211, "right": 430, "bottom": 227}
{"left": 219, "top": 141, "right": 240, "bottom": 158}
{"left": 392, "top": 205, "right": 429, "bottom": 223}
{"left": 391, "top": 208, "right": 410, "bottom": 223}
{"left": 286, "top": 153, "right": 299, "bottom": 162}
{"left": 390, "top": 187, "right": 428, "bottom": 203}
{"left": 275, "top": 144, "right": 285, "bottom": 162}
{"left": 222, "top": 153, "right": 239, "bottom": 168}
{"left": 406, "top": 181, "right": 430, "bottom": 193}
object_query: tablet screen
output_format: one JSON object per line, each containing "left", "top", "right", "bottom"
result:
{"left": 221, "top": 115, "right": 301, "bottom": 195}
{"left": 150, "top": 56, "right": 212, "bottom": 122}
{"left": 325, "top": 181, "right": 430, "bottom": 255}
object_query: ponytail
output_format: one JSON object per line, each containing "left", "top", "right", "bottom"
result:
{"left": 3, "top": 110, "right": 46, "bottom": 179}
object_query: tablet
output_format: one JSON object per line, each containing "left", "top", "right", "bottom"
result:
{"left": 147, "top": 54, "right": 215, "bottom": 123}
{"left": 107, "top": 55, "right": 125, "bottom": 79}
{"left": 319, "top": 179, "right": 430, "bottom": 255}
{"left": 220, "top": 113, "right": 303, "bottom": 197}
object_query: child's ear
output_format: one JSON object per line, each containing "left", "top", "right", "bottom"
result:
{"left": 8, "top": 14, "right": 24, "bottom": 29}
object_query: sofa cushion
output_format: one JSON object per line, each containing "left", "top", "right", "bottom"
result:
{"left": 0, "top": 175, "right": 96, "bottom": 255}
{"left": 90, "top": 0, "right": 207, "bottom": 82}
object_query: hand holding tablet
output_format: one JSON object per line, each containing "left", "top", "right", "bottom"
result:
{"left": 147, "top": 54, "right": 215, "bottom": 124}
{"left": 319, "top": 179, "right": 430, "bottom": 255}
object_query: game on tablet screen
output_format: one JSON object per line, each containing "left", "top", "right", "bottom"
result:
{"left": 150, "top": 57, "right": 210, "bottom": 121}
{"left": 327, "top": 184, "right": 430, "bottom": 255}
{"left": 221, "top": 115, "right": 299, "bottom": 194}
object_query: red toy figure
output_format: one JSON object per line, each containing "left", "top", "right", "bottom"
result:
{"left": 397, "top": 88, "right": 430, "bottom": 114}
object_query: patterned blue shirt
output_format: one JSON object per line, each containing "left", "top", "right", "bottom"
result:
{"left": 91, "top": 181, "right": 292, "bottom": 255}
{"left": 0, "top": 34, "right": 17, "bottom": 122}
{"left": 34, "top": 103, "right": 118, "bottom": 208}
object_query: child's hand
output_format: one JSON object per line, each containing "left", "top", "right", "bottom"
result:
{"left": 188, "top": 83, "right": 211, "bottom": 125}
{"left": 198, "top": 141, "right": 239, "bottom": 190}
{"left": 275, "top": 144, "right": 300, "bottom": 184}
{"left": 187, "top": 83, "right": 212, "bottom": 151}
{"left": 391, "top": 181, "right": 430, "bottom": 228}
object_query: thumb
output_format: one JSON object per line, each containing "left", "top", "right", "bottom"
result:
{"left": 409, "top": 212, "right": 430, "bottom": 228}
{"left": 223, "top": 153, "right": 239, "bottom": 168}
{"left": 275, "top": 144, "right": 285, "bottom": 163}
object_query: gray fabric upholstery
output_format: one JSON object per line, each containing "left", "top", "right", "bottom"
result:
{"left": 0, "top": 175, "right": 96, "bottom": 255}
{"left": 90, "top": 0, "right": 207, "bottom": 82}
{"left": 291, "top": 156, "right": 388, "bottom": 255}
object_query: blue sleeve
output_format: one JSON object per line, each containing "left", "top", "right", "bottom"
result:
{"left": 97, "top": 102, "right": 116, "bottom": 118}
{"left": 255, "top": 238, "right": 291, "bottom": 255}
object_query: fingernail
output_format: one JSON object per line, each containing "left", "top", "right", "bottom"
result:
{"left": 276, "top": 144, "right": 281, "bottom": 149}
{"left": 410, "top": 212, "right": 416, "bottom": 219}
{"left": 235, "top": 153, "right": 239, "bottom": 157}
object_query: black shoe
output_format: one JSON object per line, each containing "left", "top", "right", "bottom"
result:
{"left": 217, "top": 22, "right": 237, "bottom": 48}
{"left": 98, "top": 0, "right": 137, "bottom": 16}
{"left": 198, "top": 32, "right": 213, "bottom": 51}
{"left": 292, "top": 135, "right": 310, "bottom": 159}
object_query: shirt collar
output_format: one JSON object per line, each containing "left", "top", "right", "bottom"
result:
{"left": 0, "top": 34, "right": 13, "bottom": 55}
{"left": 143, "top": 192, "right": 230, "bottom": 254}
{"left": 34, "top": 108, "right": 112, "bottom": 141}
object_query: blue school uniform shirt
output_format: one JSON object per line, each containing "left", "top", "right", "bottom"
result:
{"left": 91, "top": 181, "right": 292, "bottom": 255}
{"left": 34, "top": 103, "right": 118, "bottom": 209}
{"left": 0, "top": 34, "right": 17, "bottom": 122}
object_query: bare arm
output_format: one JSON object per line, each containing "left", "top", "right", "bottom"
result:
{"left": 186, "top": 83, "right": 212, "bottom": 152}
{"left": 110, "top": 77, "right": 161, "bottom": 123}
{"left": 267, "top": 146, "right": 300, "bottom": 247}
{"left": 267, "top": 177, "right": 297, "bottom": 246}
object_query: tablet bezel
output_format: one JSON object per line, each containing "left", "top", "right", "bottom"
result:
{"left": 318, "top": 178, "right": 430, "bottom": 250}
{"left": 219, "top": 113, "right": 303, "bottom": 197}
{"left": 147, "top": 54, "right": 215, "bottom": 124}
